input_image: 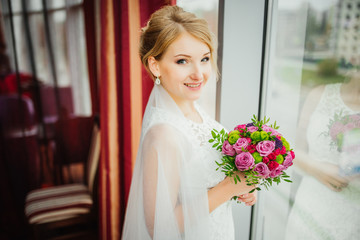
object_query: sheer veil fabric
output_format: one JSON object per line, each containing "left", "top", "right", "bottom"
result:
{"left": 122, "top": 84, "right": 233, "bottom": 240}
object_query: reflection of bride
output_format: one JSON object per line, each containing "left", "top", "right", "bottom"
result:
{"left": 285, "top": 68, "right": 360, "bottom": 239}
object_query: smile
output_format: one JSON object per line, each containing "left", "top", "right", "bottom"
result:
{"left": 184, "top": 82, "right": 202, "bottom": 88}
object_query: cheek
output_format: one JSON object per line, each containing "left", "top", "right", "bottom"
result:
{"left": 203, "top": 66, "right": 213, "bottom": 81}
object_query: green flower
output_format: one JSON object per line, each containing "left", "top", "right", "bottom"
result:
{"left": 275, "top": 154, "right": 284, "bottom": 164}
{"left": 228, "top": 130, "right": 240, "bottom": 145}
{"left": 336, "top": 133, "right": 344, "bottom": 150}
{"left": 260, "top": 131, "right": 269, "bottom": 140}
{"left": 281, "top": 137, "right": 290, "bottom": 151}
{"left": 252, "top": 152, "right": 263, "bottom": 164}
{"left": 250, "top": 131, "right": 261, "bottom": 142}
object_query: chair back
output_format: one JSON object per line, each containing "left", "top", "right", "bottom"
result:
{"left": 0, "top": 95, "right": 37, "bottom": 138}
{"left": 0, "top": 95, "right": 40, "bottom": 207}
{"left": 86, "top": 123, "right": 101, "bottom": 195}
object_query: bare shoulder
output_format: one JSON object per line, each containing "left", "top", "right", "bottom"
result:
{"left": 302, "top": 84, "right": 326, "bottom": 115}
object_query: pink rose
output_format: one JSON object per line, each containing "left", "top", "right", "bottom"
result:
{"left": 330, "top": 122, "right": 344, "bottom": 140}
{"left": 270, "top": 165, "right": 285, "bottom": 178}
{"left": 233, "top": 138, "right": 251, "bottom": 154}
{"left": 283, "top": 154, "right": 294, "bottom": 169}
{"left": 343, "top": 122, "right": 356, "bottom": 133}
{"left": 256, "top": 140, "right": 275, "bottom": 156}
{"left": 261, "top": 125, "right": 274, "bottom": 133}
{"left": 235, "top": 152, "right": 255, "bottom": 171}
{"left": 222, "top": 140, "right": 236, "bottom": 156}
{"left": 262, "top": 125, "right": 281, "bottom": 136}
{"left": 247, "top": 126, "right": 258, "bottom": 133}
{"left": 254, "top": 162, "right": 270, "bottom": 178}
{"left": 350, "top": 114, "right": 360, "bottom": 120}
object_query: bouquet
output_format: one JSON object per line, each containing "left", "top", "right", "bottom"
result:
{"left": 209, "top": 115, "right": 294, "bottom": 200}
{"left": 326, "top": 112, "right": 360, "bottom": 176}
{"left": 327, "top": 112, "right": 360, "bottom": 152}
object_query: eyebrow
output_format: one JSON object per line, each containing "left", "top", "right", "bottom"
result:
{"left": 174, "top": 52, "right": 211, "bottom": 58}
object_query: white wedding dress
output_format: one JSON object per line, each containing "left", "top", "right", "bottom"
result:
{"left": 285, "top": 83, "right": 360, "bottom": 240}
{"left": 122, "top": 84, "right": 234, "bottom": 240}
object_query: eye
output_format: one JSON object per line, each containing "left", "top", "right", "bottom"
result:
{"left": 176, "top": 59, "right": 187, "bottom": 64}
{"left": 201, "top": 57, "right": 210, "bottom": 62}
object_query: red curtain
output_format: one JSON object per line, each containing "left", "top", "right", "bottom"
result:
{"left": 97, "top": 0, "right": 175, "bottom": 239}
{"left": 83, "top": 0, "right": 99, "bottom": 115}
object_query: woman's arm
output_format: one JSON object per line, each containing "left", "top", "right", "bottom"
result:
{"left": 208, "top": 172, "right": 257, "bottom": 212}
{"left": 143, "top": 124, "right": 257, "bottom": 237}
{"left": 294, "top": 85, "right": 348, "bottom": 191}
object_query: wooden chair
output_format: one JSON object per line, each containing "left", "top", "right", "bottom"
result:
{"left": 24, "top": 122, "right": 100, "bottom": 240}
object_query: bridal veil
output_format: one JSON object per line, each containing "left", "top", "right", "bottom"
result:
{"left": 121, "top": 84, "right": 212, "bottom": 239}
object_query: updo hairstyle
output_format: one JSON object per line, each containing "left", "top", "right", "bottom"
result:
{"left": 139, "top": 5, "right": 217, "bottom": 79}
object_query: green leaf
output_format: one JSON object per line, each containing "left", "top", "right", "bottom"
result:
{"left": 209, "top": 139, "right": 214, "bottom": 143}
{"left": 211, "top": 130, "right": 217, "bottom": 138}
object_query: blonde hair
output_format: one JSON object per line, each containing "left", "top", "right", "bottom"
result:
{"left": 139, "top": 5, "right": 217, "bottom": 79}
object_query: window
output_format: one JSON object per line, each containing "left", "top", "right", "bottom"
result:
{"left": 252, "top": 0, "right": 360, "bottom": 239}
{"left": 1, "top": 0, "right": 91, "bottom": 117}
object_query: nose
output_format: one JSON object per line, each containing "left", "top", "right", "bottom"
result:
{"left": 190, "top": 63, "right": 203, "bottom": 81}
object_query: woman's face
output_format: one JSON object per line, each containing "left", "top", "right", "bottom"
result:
{"left": 150, "top": 31, "right": 213, "bottom": 105}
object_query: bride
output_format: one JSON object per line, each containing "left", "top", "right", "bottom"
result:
{"left": 121, "top": 5, "right": 257, "bottom": 240}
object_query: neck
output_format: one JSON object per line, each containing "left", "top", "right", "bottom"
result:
{"left": 173, "top": 98, "right": 197, "bottom": 117}
{"left": 344, "top": 75, "right": 360, "bottom": 93}
{"left": 160, "top": 86, "right": 202, "bottom": 123}
{"left": 171, "top": 95, "right": 203, "bottom": 123}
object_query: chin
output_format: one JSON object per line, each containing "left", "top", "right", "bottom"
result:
{"left": 187, "top": 92, "right": 203, "bottom": 102}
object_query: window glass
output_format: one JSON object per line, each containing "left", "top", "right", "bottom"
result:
{"left": 258, "top": 0, "right": 360, "bottom": 239}
{"left": 1, "top": 0, "right": 91, "bottom": 116}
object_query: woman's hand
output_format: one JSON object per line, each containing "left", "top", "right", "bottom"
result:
{"left": 237, "top": 192, "right": 257, "bottom": 206}
{"left": 208, "top": 171, "right": 257, "bottom": 212}
{"left": 309, "top": 161, "right": 349, "bottom": 192}
{"left": 224, "top": 171, "right": 257, "bottom": 197}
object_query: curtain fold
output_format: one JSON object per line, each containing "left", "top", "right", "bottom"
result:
{"left": 98, "top": 0, "right": 175, "bottom": 239}
{"left": 83, "top": 0, "right": 99, "bottom": 115}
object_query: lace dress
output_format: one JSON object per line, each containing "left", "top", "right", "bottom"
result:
{"left": 122, "top": 85, "right": 234, "bottom": 240}
{"left": 182, "top": 105, "right": 234, "bottom": 240}
{"left": 285, "top": 83, "right": 360, "bottom": 240}
{"left": 147, "top": 104, "right": 235, "bottom": 240}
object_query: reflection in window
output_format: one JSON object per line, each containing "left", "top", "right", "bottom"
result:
{"left": 258, "top": 0, "right": 360, "bottom": 239}
{"left": 1, "top": 0, "right": 91, "bottom": 116}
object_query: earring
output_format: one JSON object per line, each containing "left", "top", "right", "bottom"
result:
{"left": 155, "top": 76, "right": 161, "bottom": 85}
